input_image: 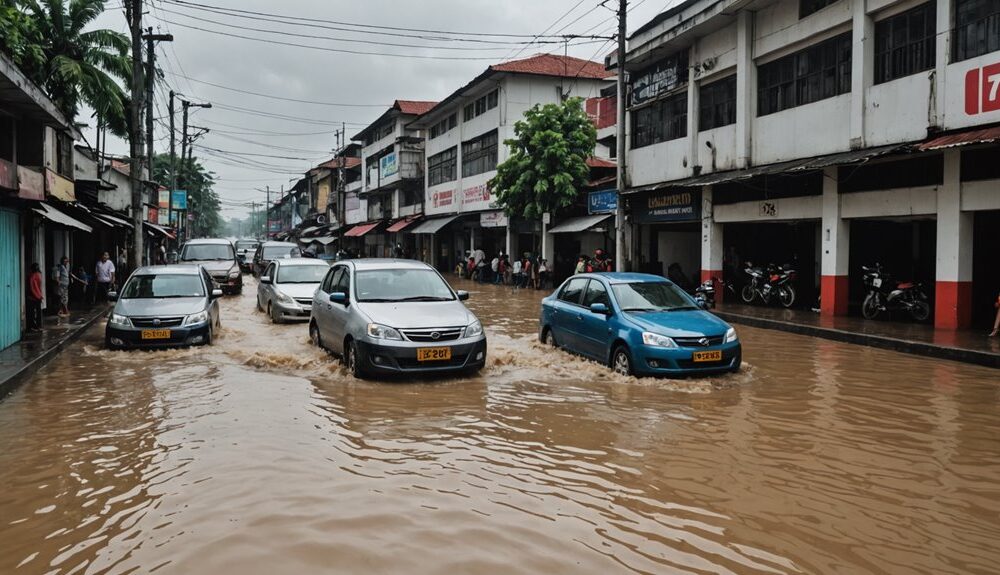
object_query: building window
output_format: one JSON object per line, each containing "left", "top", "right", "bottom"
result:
{"left": 630, "top": 91, "right": 688, "bottom": 149}
{"left": 954, "top": 0, "right": 1000, "bottom": 61}
{"left": 801, "top": 0, "right": 839, "bottom": 17}
{"left": 699, "top": 75, "right": 737, "bottom": 130}
{"left": 56, "top": 131, "right": 73, "bottom": 177}
{"left": 874, "top": 3, "right": 936, "bottom": 84}
{"left": 757, "top": 32, "right": 852, "bottom": 116}
{"left": 461, "top": 130, "right": 498, "bottom": 177}
{"left": 428, "top": 147, "right": 457, "bottom": 186}
{"left": 463, "top": 89, "right": 499, "bottom": 122}
{"left": 429, "top": 113, "right": 457, "bottom": 139}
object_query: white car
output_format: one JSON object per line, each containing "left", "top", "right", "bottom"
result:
{"left": 257, "top": 258, "right": 330, "bottom": 323}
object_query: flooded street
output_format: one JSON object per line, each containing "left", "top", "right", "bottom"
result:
{"left": 1, "top": 275, "right": 998, "bottom": 575}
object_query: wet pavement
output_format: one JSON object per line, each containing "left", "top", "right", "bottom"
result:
{"left": 0, "top": 274, "right": 998, "bottom": 574}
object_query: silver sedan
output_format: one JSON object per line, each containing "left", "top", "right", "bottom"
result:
{"left": 257, "top": 258, "right": 330, "bottom": 323}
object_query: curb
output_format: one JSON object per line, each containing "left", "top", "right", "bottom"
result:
{"left": 0, "top": 307, "right": 108, "bottom": 402}
{"left": 712, "top": 310, "right": 1000, "bottom": 369}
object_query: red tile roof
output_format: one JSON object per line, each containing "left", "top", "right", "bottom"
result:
{"left": 317, "top": 157, "right": 362, "bottom": 170}
{"left": 587, "top": 157, "right": 617, "bottom": 169}
{"left": 491, "top": 54, "right": 609, "bottom": 80}
{"left": 395, "top": 100, "right": 438, "bottom": 116}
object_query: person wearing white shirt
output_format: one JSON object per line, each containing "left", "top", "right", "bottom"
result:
{"left": 94, "top": 252, "right": 116, "bottom": 302}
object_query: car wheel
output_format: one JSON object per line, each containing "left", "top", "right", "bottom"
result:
{"left": 310, "top": 321, "right": 324, "bottom": 350}
{"left": 105, "top": 336, "right": 120, "bottom": 351}
{"left": 611, "top": 345, "right": 633, "bottom": 376}
{"left": 268, "top": 302, "right": 282, "bottom": 324}
{"left": 541, "top": 327, "right": 558, "bottom": 348}
{"left": 205, "top": 325, "right": 214, "bottom": 346}
{"left": 345, "top": 340, "right": 368, "bottom": 379}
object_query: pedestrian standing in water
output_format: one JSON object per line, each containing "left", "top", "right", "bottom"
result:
{"left": 94, "top": 252, "right": 116, "bottom": 302}
{"left": 538, "top": 258, "right": 550, "bottom": 290}
{"left": 52, "top": 257, "right": 84, "bottom": 316}
{"left": 26, "top": 263, "right": 43, "bottom": 331}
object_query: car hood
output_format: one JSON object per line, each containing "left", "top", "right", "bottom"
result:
{"left": 189, "top": 260, "right": 237, "bottom": 274}
{"left": 622, "top": 309, "right": 731, "bottom": 337}
{"left": 357, "top": 301, "right": 474, "bottom": 329}
{"left": 115, "top": 297, "right": 206, "bottom": 317}
{"left": 274, "top": 283, "right": 320, "bottom": 299}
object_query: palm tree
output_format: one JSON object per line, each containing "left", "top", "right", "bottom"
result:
{"left": 22, "top": 0, "right": 130, "bottom": 134}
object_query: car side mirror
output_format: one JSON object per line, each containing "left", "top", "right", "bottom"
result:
{"left": 330, "top": 292, "right": 347, "bottom": 304}
{"left": 456, "top": 290, "right": 470, "bottom": 301}
{"left": 260, "top": 276, "right": 272, "bottom": 284}
{"left": 211, "top": 289, "right": 223, "bottom": 298}
{"left": 590, "top": 303, "right": 610, "bottom": 315}
{"left": 107, "top": 291, "right": 118, "bottom": 302}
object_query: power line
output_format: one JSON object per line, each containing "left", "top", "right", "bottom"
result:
{"left": 206, "top": 102, "right": 368, "bottom": 126}
{"left": 504, "top": 0, "right": 591, "bottom": 62}
{"left": 162, "top": 71, "right": 389, "bottom": 108}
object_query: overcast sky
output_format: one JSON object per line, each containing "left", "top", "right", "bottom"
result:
{"left": 86, "top": 0, "right": 670, "bottom": 220}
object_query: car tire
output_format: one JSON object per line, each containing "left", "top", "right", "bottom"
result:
{"left": 268, "top": 302, "right": 282, "bottom": 324}
{"left": 345, "top": 339, "right": 369, "bottom": 379}
{"left": 541, "top": 327, "right": 558, "bottom": 348}
{"left": 105, "top": 336, "right": 120, "bottom": 351}
{"left": 310, "top": 321, "right": 324, "bottom": 351}
{"left": 611, "top": 344, "right": 633, "bottom": 376}
{"left": 205, "top": 325, "right": 214, "bottom": 346}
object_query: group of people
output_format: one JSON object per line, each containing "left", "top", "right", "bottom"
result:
{"left": 24, "top": 252, "right": 117, "bottom": 330}
{"left": 574, "top": 249, "right": 614, "bottom": 275}
{"left": 458, "top": 250, "right": 551, "bottom": 290}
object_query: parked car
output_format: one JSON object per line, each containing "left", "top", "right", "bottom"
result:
{"left": 105, "top": 265, "right": 223, "bottom": 350}
{"left": 257, "top": 258, "right": 329, "bottom": 323}
{"left": 309, "top": 259, "right": 487, "bottom": 379}
{"left": 539, "top": 273, "right": 741, "bottom": 377}
{"left": 178, "top": 238, "right": 243, "bottom": 295}
{"left": 235, "top": 239, "right": 260, "bottom": 273}
{"left": 252, "top": 241, "right": 301, "bottom": 278}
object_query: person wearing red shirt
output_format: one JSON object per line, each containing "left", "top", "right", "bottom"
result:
{"left": 27, "top": 263, "right": 43, "bottom": 331}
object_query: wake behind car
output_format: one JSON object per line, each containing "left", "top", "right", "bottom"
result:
{"left": 309, "top": 259, "right": 486, "bottom": 379}
{"left": 252, "top": 241, "right": 302, "bottom": 277}
{"left": 105, "top": 265, "right": 223, "bottom": 350}
{"left": 257, "top": 257, "right": 329, "bottom": 323}
{"left": 179, "top": 238, "right": 243, "bottom": 295}
{"left": 540, "top": 273, "right": 741, "bottom": 377}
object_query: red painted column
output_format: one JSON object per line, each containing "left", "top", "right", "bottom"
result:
{"left": 820, "top": 275, "right": 849, "bottom": 316}
{"left": 935, "top": 150, "right": 973, "bottom": 331}
{"left": 935, "top": 281, "right": 973, "bottom": 329}
{"left": 701, "top": 269, "right": 723, "bottom": 303}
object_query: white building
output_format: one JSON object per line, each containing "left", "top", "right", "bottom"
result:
{"left": 408, "top": 54, "right": 613, "bottom": 270}
{"left": 623, "top": 0, "right": 1000, "bottom": 330}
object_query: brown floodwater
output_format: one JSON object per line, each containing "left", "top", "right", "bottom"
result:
{"left": 0, "top": 275, "right": 998, "bottom": 575}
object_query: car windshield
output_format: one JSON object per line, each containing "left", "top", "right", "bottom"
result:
{"left": 236, "top": 241, "right": 259, "bottom": 251}
{"left": 612, "top": 282, "right": 697, "bottom": 312}
{"left": 180, "top": 243, "right": 234, "bottom": 261}
{"left": 277, "top": 265, "right": 328, "bottom": 284}
{"left": 121, "top": 274, "right": 205, "bottom": 299}
{"left": 263, "top": 245, "right": 301, "bottom": 260}
{"left": 355, "top": 269, "right": 455, "bottom": 302}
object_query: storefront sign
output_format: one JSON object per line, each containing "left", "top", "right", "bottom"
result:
{"left": 0, "top": 158, "right": 15, "bottom": 190}
{"left": 157, "top": 209, "right": 170, "bottom": 225}
{"left": 158, "top": 190, "right": 170, "bottom": 209}
{"left": 588, "top": 189, "right": 618, "bottom": 214}
{"left": 480, "top": 211, "right": 508, "bottom": 228}
{"left": 379, "top": 152, "right": 398, "bottom": 179}
{"left": 759, "top": 200, "right": 778, "bottom": 218}
{"left": 17, "top": 167, "right": 43, "bottom": 200}
{"left": 965, "top": 62, "right": 1000, "bottom": 115}
{"left": 463, "top": 183, "right": 490, "bottom": 204}
{"left": 171, "top": 190, "right": 188, "bottom": 210}
{"left": 148, "top": 206, "right": 159, "bottom": 224}
{"left": 45, "top": 169, "right": 75, "bottom": 201}
{"left": 630, "top": 52, "right": 689, "bottom": 107}
{"left": 432, "top": 189, "right": 454, "bottom": 208}
{"left": 633, "top": 189, "right": 701, "bottom": 223}
{"left": 268, "top": 220, "right": 281, "bottom": 232}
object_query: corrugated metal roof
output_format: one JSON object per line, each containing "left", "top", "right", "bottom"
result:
{"left": 547, "top": 215, "right": 613, "bottom": 234}
{"left": 918, "top": 126, "right": 1000, "bottom": 151}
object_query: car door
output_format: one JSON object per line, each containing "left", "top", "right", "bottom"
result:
{"left": 201, "top": 268, "right": 219, "bottom": 325}
{"left": 550, "top": 277, "right": 588, "bottom": 352}
{"left": 260, "top": 262, "right": 277, "bottom": 309}
{"left": 326, "top": 265, "right": 353, "bottom": 354}
{"left": 577, "top": 279, "right": 613, "bottom": 361}
{"left": 316, "top": 266, "right": 344, "bottom": 346}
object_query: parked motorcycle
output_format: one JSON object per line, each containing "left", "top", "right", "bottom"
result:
{"left": 694, "top": 279, "right": 715, "bottom": 308}
{"left": 740, "top": 263, "right": 797, "bottom": 308}
{"left": 861, "top": 263, "right": 930, "bottom": 321}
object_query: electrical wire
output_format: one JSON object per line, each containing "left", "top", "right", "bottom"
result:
{"left": 162, "top": 71, "right": 388, "bottom": 108}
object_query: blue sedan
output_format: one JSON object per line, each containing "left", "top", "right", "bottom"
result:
{"left": 539, "top": 273, "right": 741, "bottom": 376}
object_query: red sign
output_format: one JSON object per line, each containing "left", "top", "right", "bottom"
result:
{"left": 0, "top": 158, "right": 15, "bottom": 190}
{"left": 432, "top": 189, "right": 454, "bottom": 208}
{"left": 462, "top": 184, "right": 490, "bottom": 204}
{"left": 965, "top": 62, "right": 1000, "bottom": 115}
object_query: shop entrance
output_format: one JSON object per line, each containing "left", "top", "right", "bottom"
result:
{"left": 724, "top": 221, "right": 819, "bottom": 309}
{"left": 847, "top": 218, "right": 936, "bottom": 315}
{"left": 972, "top": 210, "right": 1000, "bottom": 329}
{"left": 640, "top": 222, "right": 699, "bottom": 287}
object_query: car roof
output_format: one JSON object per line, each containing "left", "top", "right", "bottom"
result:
{"left": 261, "top": 241, "right": 298, "bottom": 247}
{"left": 235, "top": 238, "right": 260, "bottom": 243}
{"left": 578, "top": 272, "right": 671, "bottom": 285}
{"left": 184, "top": 238, "right": 233, "bottom": 245}
{"left": 343, "top": 258, "right": 434, "bottom": 271}
{"left": 273, "top": 257, "right": 329, "bottom": 266}
{"left": 133, "top": 264, "right": 203, "bottom": 275}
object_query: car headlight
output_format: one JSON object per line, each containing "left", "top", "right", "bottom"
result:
{"left": 725, "top": 327, "right": 738, "bottom": 343}
{"left": 183, "top": 310, "right": 210, "bottom": 326}
{"left": 464, "top": 320, "right": 483, "bottom": 338}
{"left": 109, "top": 313, "right": 131, "bottom": 327}
{"left": 367, "top": 323, "right": 402, "bottom": 340}
{"left": 229, "top": 268, "right": 240, "bottom": 278}
{"left": 274, "top": 290, "right": 294, "bottom": 304}
{"left": 642, "top": 332, "right": 677, "bottom": 348}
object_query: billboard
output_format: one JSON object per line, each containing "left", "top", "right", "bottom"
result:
{"left": 171, "top": 190, "right": 188, "bottom": 210}
{"left": 158, "top": 190, "right": 170, "bottom": 209}
{"left": 588, "top": 189, "right": 618, "bottom": 214}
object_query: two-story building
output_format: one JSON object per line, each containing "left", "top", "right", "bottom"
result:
{"left": 622, "top": 0, "right": 1000, "bottom": 330}
{"left": 407, "top": 53, "right": 613, "bottom": 271}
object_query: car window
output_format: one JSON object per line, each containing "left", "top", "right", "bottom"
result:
{"left": 354, "top": 269, "right": 454, "bottom": 302}
{"left": 121, "top": 274, "right": 205, "bottom": 299}
{"left": 582, "top": 280, "right": 610, "bottom": 308}
{"left": 264, "top": 263, "right": 276, "bottom": 278}
{"left": 325, "top": 267, "right": 344, "bottom": 293}
{"left": 335, "top": 268, "right": 351, "bottom": 296}
{"left": 262, "top": 245, "right": 301, "bottom": 260}
{"left": 180, "top": 243, "right": 235, "bottom": 261}
{"left": 202, "top": 268, "right": 215, "bottom": 289}
{"left": 612, "top": 282, "right": 696, "bottom": 311}
{"left": 558, "top": 278, "right": 588, "bottom": 305}
{"left": 277, "top": 265, "right": 328, "bottom": 284}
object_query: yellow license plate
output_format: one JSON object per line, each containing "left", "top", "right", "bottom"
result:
{"left": 417, "top": 347, "right": 452, "bottom": 361}
{"left": 692, "top": 350, "right": 722, "bottom": 362}
{"left": 141, "top": 329, "right": 172, "bottom": 340}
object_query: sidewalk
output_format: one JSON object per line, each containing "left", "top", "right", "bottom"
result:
{"left": 0, "top": 305, "right": 109, "bottom": 401}
{"left": 713, "top": 303, "right": 1000, "bottom": 368}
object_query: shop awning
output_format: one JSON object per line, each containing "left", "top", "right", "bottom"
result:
{"left": 918, "top": 126, "right": 1000, "bottom": 151}
{"left": 32, "top": 202, "right": 92, "bottom": 233}
{"left": 547, "top": 214, "right": 613, "bottom": 234}
{"left": 144, "top": 221, "right": 175, "bottom": 239}
{"left": 386, "top": 217, "right": 420, "bottom": 233}
{"left": 299, "top": 225, "right": 322, "bottom": 236}
{"left": 344, "top": 222, "right": 380, "bottom": 237}
{"left": 310, "top": 236, "right": 337, "bottom": 245}
{"left": 410, "top": 215, "right": 460, "bottom": 234}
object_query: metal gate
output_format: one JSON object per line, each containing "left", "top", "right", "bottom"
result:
{"left": 0, "top": 208, "right": 21, "bottom": 350}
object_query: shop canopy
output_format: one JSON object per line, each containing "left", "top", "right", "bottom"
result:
{"left": 32, "top": 202, "right": 92, "bottom": 233}
{"left": 410, "top": 215, "right": 460, "bottom": 235}
{"left": 310, "top": 236, "right": 337, "bottom": 245}
{"left": 386, "top": 217, "right": 421, "bottom": 233}
{"left": 144, "top": 221, "right": 175, "bottom": 239}
{"left": 547, "top": 214, "right": 613, "bottom": 234}
{"left": 344, "top": 222, "right": 380, "bottom": 237}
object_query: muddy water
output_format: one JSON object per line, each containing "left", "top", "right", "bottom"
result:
{"left": 0, "top": 275, "right": 998, "bottom": 575}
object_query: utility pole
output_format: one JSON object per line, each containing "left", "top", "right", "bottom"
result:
{"left": 615, "top": 0, "right": 628, "bottom": 272}
{"left": 168, "top": 90, "right": 176, "bottom": 227}
{"left": 127, "top": 0, "right": 145, "bottom": 269}
{"left": 266, "top": 185, "right": 271, "bottom": 238}
{"left": 143, "top": 29, "right": 172, "bottom": 175}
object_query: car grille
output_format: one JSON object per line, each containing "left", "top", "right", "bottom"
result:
{"left": 399, "top": 327, "right": 464, "bottom": 342}
{"left": 672, "top": 335, "right": 725, "bottom": 348}
{"left": 131, "top": 316, "right": 185, "bottom": 328}
{"left": 294, "top": 298, "right": 312, "bottom": 307}
{"left": 396, "top": 353, "right": 468, "bottom": 369}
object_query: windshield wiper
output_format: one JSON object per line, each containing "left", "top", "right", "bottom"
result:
{"left": 666, "top": 306, "right": 699, "bottom": 312}
{"left": 396, "top": 296, "right": 452, "bottom": 302}
{"left": 622, "top": 307, "right": 660, "bottom": 312}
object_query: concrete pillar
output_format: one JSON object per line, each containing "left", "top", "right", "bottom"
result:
{"left": 931, "top": 0, "right": 951, "bottom": 127}
{"left": 821, "top": 167, "right": 850, "bottom": 316}
{"left": 688, "top": 43, "right": 701, "bottom": 168}
{"left": 541, "top": 216, "right": 554, "bottom": 265}
{"left": 735, "top": 11, "right": 754, "bottom": 169}
{"left": 935, "top": 150, "right": 973, "bottom": 329}
{"left": 850, "top": 0, "right": 873, "bottom": 148}
{"left": 700, "top": 186, "right": 724, "bottom": 300}
{"left": 469, "top": 228, "right": 476, "bottom": 252}
{"left": 505, "top": 222, "right": 512, "bottom": 257}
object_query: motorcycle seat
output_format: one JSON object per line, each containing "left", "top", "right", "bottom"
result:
{"left": 897, "top": 282, "right": 914, "bottom": 289}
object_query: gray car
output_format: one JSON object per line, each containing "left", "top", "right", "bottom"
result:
{"left": 257, "top": 257, "right": 330, "bottom": 323}
{"left": 179, "top": 238, "right": 243, "bottom": 295}
{"left": 309, "top": 259, "right": 487, "bottom": 379}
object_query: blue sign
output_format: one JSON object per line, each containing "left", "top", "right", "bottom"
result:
{"left": 588, "top": 189, "right": 618, "bottom": 214}
{"left": 171, "top": 190, "right": 188, "bottom": 210}
{"left": 379, "top": 153, "right": 398, "bottom": 179}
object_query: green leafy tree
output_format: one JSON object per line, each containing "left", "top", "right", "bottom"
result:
{"left": 152, "top": 153, "right": 223, "bottom": 238}
{"left": 490, "top": 97, "right": 596, "bottom": 220}
{"left": 0, "top": 0, "right": 45, "bottom": 72}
